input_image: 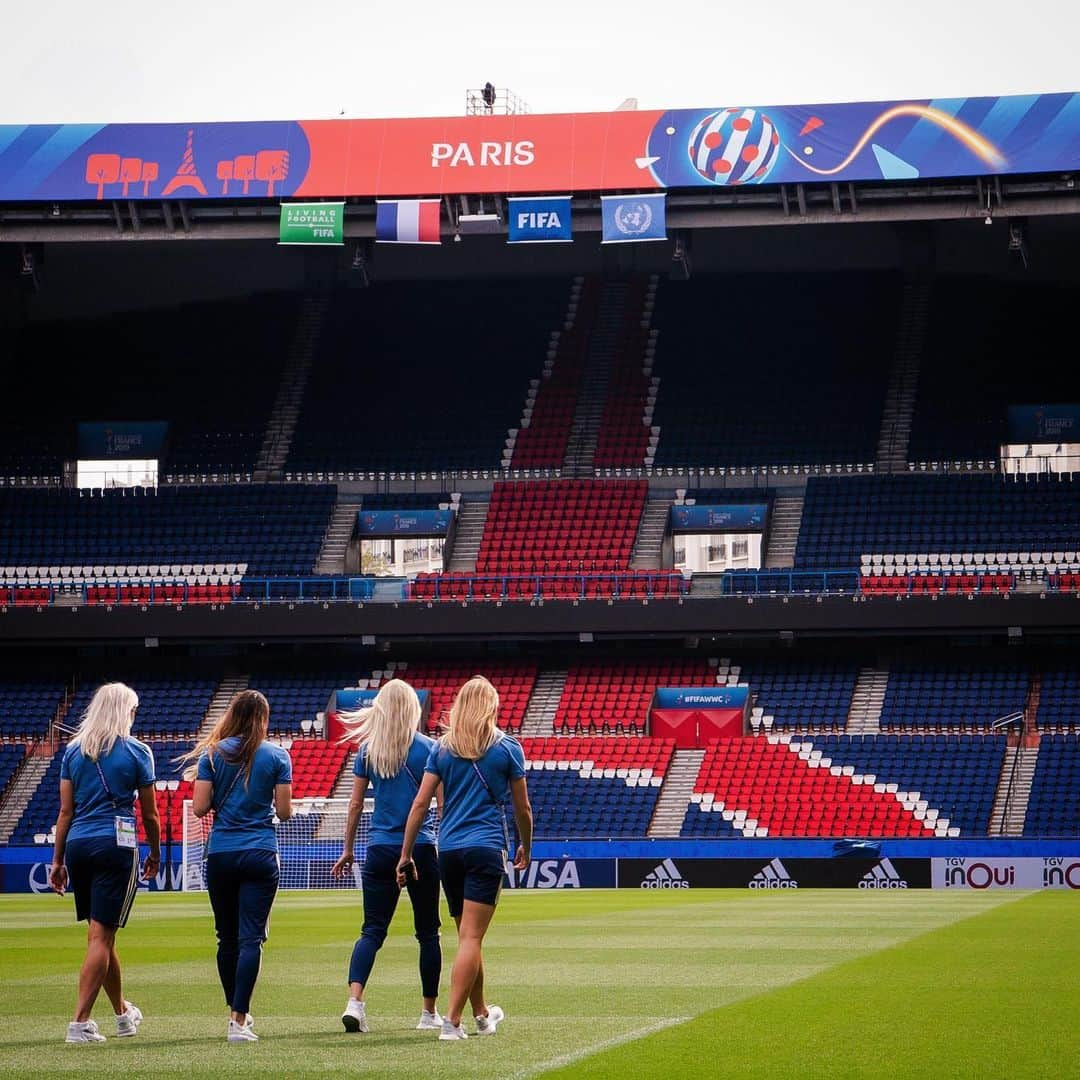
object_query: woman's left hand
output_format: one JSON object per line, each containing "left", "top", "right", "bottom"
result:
{"left": 141, "top": 854, "right": 160, "bottom": 882}
{"left": 512, "top": 845, "right": 529, "bottom": 871}
{"left": 49, "top": 864, "right": 68, "bottom": 895}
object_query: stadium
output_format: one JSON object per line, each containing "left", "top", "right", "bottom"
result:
{"left": 0, "top": 83, "right": 1078, "bottom": 1076}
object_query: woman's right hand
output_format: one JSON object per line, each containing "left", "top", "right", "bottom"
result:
{"left": 512, "top": 845, "right": 530, "bottom": 871}
{"left": 331, "top": 853, "right": 354, "bottom": 880}
{"left": 396, "top": 859, "right": 417, "bottom": 888}
{"left": 49, "top": 864, "right": 68, "bottom": 896}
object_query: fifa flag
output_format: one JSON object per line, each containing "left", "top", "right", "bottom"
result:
{"left": 507, "top": 196, "right": 572, "bottom": 243}
{"left": 375, "top": 199, "right": 442, "bottom": 244}
{"left": 601, "top": 193, "right": 666, "bottom": 244}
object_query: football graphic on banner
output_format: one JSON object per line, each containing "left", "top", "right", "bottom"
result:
{"left": 687, "top": 108, "right": 782, "bottom": 185}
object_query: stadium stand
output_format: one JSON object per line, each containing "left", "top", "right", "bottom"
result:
{"left": 522, "top": 737, "right": 674, "bottom": 838}
{"left": 556, "top": 657, "right": 714, "bottom": 734}
{"left": 63, "top": 678, "right": 216, "bottom": 740}
{"left": 2, "top": 294, "right": 298, "bottom": 479}
{"left": 1034, "top": 669, "right": 1080, "bottom": 730}
{"left": 8, "top": 750, "right": 66, "bottom": 844}
{"left": 684, "top": 733, "right": 1005, "bottom": 838}
{"left": 878, "top": 663, "right": 1028, "bottom": 730}
{"left": 254, "top": 671, "right": 358, "bottom": 736}
{"left": 796, "top": 474, "right": 1080, "bottom": 578}
{"left": 651, "top": 273, "right": 899, "bottom": 470}
{"left": 287, "top": 279, "right": 568, "bottom": 475}
{"left": 288, "top": 739, "right": 350, "bottom": 798}
{"left": 0, "top": 745, "right": 25, "bottom": 802}
{"left": 737, "top": 658, "right": 857, "bottom": 731}
{"left": 1024, "top": 735, "right": 1080, "bottom": 836}
{"left": 908, "top": 279, "right": 1080, "bottom": 466}
{"left": 0, "top": 679, "right": 67, "bottom": 740}
{"left": 0, "top": 485, "right": 335, "bottom": 592}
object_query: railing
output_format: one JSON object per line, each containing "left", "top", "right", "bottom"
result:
{"left": 718, "top": 570, "right": 860, "bottom": 595}
{"left": 410, "top": 572, "right": 689, "bottom": 602}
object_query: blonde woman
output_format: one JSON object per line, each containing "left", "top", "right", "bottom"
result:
{"left": 331, "top": 679, "right": 442, "bottom": 1033}
{"left": 49, "top": 682, "right": 159, "bottom": 1044}
{"left": 182, "top": 689, "right": 292, "bottom": 1043}
{"left": 399, "top": 676, "right": 532, "bottom": 1041}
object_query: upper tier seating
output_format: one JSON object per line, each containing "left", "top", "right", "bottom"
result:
{"left": 796, "top": 474, "right": 1080, "bottom": 573}
{"left": 288, "top": 280, "right": 567, "bottom": 474}
{"left": 556, "top": 658, "right": 715, "bottom": 735}
{"left": 651, "top": 273, "right": 899, "bottom": 469}
{"left": 521, "top": 737, "right": 674, "bottom": 838}
{"left": 909, "top": 278, "right": 1080, "bottom": 465}
{"left": 878, "top": 664, "right": 1028, "bottom": 730}
{"left": 683, "top": 733, "right": 1004, "bottom": 838}
{"left": 476, "top": 479, "right": 647, "bottom": 575}
{"left": 2, "top": 294, "right": 297, "bottom": 478}
{"left": 1024, "top": 735, "right": 1080, "bottom": 836}
{"left": 0, "top": 485, "right": 336, "bottom": 580}
{"left": 0, "top": 679, "right": 67, "bottom": 740}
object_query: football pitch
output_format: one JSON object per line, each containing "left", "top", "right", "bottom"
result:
{"left": 0, "top": 888, "right": 1075, "bottom": 1078}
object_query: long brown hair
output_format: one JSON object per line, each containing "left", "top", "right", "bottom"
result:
{"left": 180, "top": 689, "right": 270, "bottom": 783}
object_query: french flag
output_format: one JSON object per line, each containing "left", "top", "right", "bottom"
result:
{"left": 375, "top": 199, "right": 442, "bottom": 244}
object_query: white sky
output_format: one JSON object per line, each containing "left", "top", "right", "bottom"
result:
{"left": 1, "top": 0, "right": 1077, "bottom": 124}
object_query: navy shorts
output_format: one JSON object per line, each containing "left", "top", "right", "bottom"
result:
{"left": 66, "top": 836, "right": 140, "bottom": 929}
{"left": 439, "top": 847, "right": 506, "bottom": 917}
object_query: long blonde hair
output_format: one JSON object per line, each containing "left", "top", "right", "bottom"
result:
{"left": 442, "top": 676, "right": 500, "bottom": 761}
{"left": 69, "top": 682, "right": 139, "bottom": 761}
{"left": 180, "top": 689, "right": 269, "bottom": 783}
{"left": 339, "top": 679, "right": 421, "bottom": 779}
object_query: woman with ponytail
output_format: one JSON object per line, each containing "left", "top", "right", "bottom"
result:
{"left": 182, "top": 689, "right": 291, "bottom": 1043}
{"left": 331, "top": 679, "right": 442, "bottom": 1033}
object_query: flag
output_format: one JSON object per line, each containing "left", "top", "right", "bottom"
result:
{"left": 507, "top": 196, "right": 573, "bottom": 243}
{"left": 376, "top": 199, "right": 441, "bottom": 244}
{"left": 601, "top": 193, "right": 666, "bottom": 244}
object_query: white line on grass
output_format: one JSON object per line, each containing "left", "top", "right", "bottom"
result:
{"left": 502, "top": 1015, "right": 692, "bottom": 1080}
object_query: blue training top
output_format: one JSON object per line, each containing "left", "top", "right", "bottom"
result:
{"left": 354, "top": 730, "right": 438, "bottom": 849}
{"left": 62, "top": 737, "right": 156, "bottom": 842}
{"left": 197, "top": 737, "right": 292, "bottom": 854}
{"left": 425, "top": 734, "right": 525, "bottom": 852}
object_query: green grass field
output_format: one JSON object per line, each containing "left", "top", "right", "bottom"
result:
{"left": 0, "top": 888, "right": 1076, "bottom": 1077}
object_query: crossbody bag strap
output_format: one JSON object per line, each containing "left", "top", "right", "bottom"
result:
{"left": 469, "top": 752, "right": 512, "bottom": 855}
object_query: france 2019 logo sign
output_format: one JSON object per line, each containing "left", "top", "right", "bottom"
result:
{"left": 687, "top": 108, "right": 781, "bottom": 185}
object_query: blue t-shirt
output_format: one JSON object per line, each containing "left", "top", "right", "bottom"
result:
{"left": 425, "top": 735, "right": 525, "bottom": 852}
{"left": 61, "top": 737, "right": 156, "bottom": 842}
{"left": 354, "top": 731, "right": 437, "bottom": 849}
{"left": 197, "top": 737, "right": 292, "bottom": 854}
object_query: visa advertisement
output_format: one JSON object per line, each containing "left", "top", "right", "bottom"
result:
{"left": 3, "top": 93, "right": 1080, "bottom": 201}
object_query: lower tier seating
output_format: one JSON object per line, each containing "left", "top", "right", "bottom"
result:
{"left": 1024, "top": 735, "right": 1080, "bottom": 836}
{"left": 683, "top": 734, "right": 1005, "bottom": 838}
{"left": 521, "top": 737, "right": 674, "bottom": 838}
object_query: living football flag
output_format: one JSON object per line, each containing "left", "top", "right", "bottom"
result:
{"left": 507, "top": 196, "right": 572, "bottom": 243}
{"left": 376, "top": 199, "right": 442, "bottom": 244}
{"left": 601, "top": 193, "right": 666, "bottom": 244}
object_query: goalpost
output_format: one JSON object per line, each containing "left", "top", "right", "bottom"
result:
{"left": 181, "top": 798, "right": 440, "bottom": 891}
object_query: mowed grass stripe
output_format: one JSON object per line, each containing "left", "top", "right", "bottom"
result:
{"left": 544, "top": 890, "right": 1077, "bottom": 1080}
{"left": 0, "top": 890, "right": 1024, "bottom": 1077}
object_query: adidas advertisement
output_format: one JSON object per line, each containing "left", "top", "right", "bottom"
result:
{"left": 617, "top": 858, "right": 931, "bottom": 889}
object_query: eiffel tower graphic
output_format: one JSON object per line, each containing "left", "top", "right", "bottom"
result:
{"left": 162, "top": 128, "right": 208, "bottom": 196}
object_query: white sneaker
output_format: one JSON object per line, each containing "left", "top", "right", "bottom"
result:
{"left": 416, "top": 1009, "right": 443, "bottom": 1030}
{"left": 66, "top": 1020, "right": 106, "bottom": 1044}
{"left": 228, "top": 1019, "right": 259, "bottom": 1042}
{"left": 341, "top": 999, "right": 368, "bottom": 1034}
{"left": 475, "top": 1004, "right": 504, "bottom": 1035}
{"left": 439, "top": 1019, "right": 468, "bottom": 1041}
{"left": 116, "top": 1002, "right": 143, "bottom": 1038}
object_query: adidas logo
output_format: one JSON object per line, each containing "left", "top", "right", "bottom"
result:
{"left": 748, "top": 857, "right": 798, "bottom": 889}
{"left": 640, "top": 858, "right": 690, "bottom": 889}
{"left": 859, "top": 858, "right": 908, "bottom": 889}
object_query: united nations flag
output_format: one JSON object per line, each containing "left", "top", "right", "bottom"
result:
{"left": 600, "top": 193, "right": 666, "bottom": 244}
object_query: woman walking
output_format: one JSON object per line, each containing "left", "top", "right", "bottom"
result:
{"left": 184, "top": 689, "right": 292, "bottom": 1043}
{"left": 49, "top": 681, "right": 159, "bottom": 1044}
{"left": 331, "top": 679, "right": 442, "bottom": 1033}
{"left": 399, "top": 675, "right": 532, "bottom": 1041}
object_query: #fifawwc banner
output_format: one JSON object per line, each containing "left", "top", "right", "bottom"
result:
{"left": 601, "top": 194, "right": 666, "bottom": 244}
{"left": 507, "top": 196, "right": 572, "bottom": 243}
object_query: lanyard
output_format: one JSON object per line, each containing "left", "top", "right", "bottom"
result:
{"left": 469, "top": 752, "right": 512, "bottom": 855}
{"left": 89, "top": 741, "right": 134, "bottom": 812}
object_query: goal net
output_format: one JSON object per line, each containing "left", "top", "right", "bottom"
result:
{"left": 182, "top": 797, "right": 437, "bottom": 892}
